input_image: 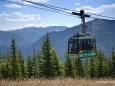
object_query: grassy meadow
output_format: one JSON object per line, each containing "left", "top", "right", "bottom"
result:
{"left": 0, "top": 78, "right": 115, "bottom": 86}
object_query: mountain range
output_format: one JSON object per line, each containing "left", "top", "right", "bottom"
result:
{"left": 0, "top": 19, "right": 115, "bottom": 60}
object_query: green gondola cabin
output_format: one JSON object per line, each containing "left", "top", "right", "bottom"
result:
{"left": 68, "top": 33, "right": 96, "bottom": 58}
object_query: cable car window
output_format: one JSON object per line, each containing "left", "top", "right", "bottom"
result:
{"left": 79, "top": 40, "right": 83, "bottom": 51}
{"left": 91, "top": 39, "right": 94, "bottom": 50}
{"left": 92, "top": 39, "right": 96, "bottom": 51}
{"left": 69, "top": 39, "right": 74, "bottom": 42}
{"left": 83, "top": 39, "right": 87, "bottom": 50}
{"left": 88, "top": 39, "right": 96, "bottom": 51}
{"left": 68, "top": 39, "right": 79, "bottom": 54}
{"left": 81, "top": 39, "right": 87, "bottom": 50}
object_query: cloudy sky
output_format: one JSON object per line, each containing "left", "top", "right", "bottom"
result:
{"left": 0, "top": 0, "right": 115, "bottom": 31}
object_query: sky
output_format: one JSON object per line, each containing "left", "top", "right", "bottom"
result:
{"left": 0, "top": 0, "right": 115, "bottom": 31}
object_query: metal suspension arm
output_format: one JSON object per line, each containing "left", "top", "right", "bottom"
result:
{"left": 72, "top": 10, "right": 90, "bottom": 34}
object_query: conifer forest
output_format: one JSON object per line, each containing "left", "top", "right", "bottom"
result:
{"left": 0, "top": 33, "right": 115, "bottom": 80}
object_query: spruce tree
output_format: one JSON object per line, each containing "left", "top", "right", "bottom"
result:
{"left": 5, "top": 53, "right": 12, "bottom": 79}
{"left": 27, "top": 55, "right": 33, "bottom": 78}
{"left": 41, "top": 33, "right": 53, "bottom": 78}
{"left": 76, "top": 57, "right": 84, "bottom": 77}
{"left": 111, "top": 49, "right": 115, "bottom": 77}
{"left": 0, "top": 53, "right": 3, "bottom": 79}
{"left": 89, "top": 51, "right": 109, "bottom": 78}
{"left": 32, "top": 50, "right": 39, "bottom": 78}
{"left": 37, "top": 52, "right": 44, "bottom": 77}
{"left": 108, "top": 57, "right": 112, "bottom": 77}
{"left": 1, "top": 63, "right": 6, "bottom": 79}
{"left": 64, "top": 54, "right": 75, "bottom": 77}
{"left": 97, "top": 51, "right": 109, "bottom": 78}
{"left": 84, "top": 58, "right": 90, "bottom": 77}
{"left": 10, "top": 38, "right": 18, "bottom": 79}
{"left": 50, "top": 48, "right": 60, "bottom": 77}
{"left": 103, "top": 57, "right": 109, "bottom": 77}
{"left": 0, "top": 53, "right": 11, "bottom": 79}
{"left": 18, "top": 50, "right": 25, "bottom": 78}
{"left": 90, "top": 57, "right": 95, "bottom": 78}
{"left": 97, "top": 51, "right": 103, "bottom": 78}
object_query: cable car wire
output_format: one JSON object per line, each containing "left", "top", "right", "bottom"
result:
{"left": 86, "top": 13, "right": 115, "bottom": 20}
{"left": 22, "top": 0, "right": 77, "bottom": 16}
{"left": 22, "top": 0, "right": 115, "bottom": 20}
{"left": 22, "top": 0, "right": 77, "bottom": 12}
{"left": 1, "top": 0, "right": 115, "bottom": 20}
{"left": 1, "top": 0, "right": 76, "bottom": 17}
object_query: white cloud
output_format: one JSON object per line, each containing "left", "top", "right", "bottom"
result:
{"left": 0, "top": 13, "right": 11, "bottom": 17}
{"left": 25, "top": 23, "right": 61, "bottom": 28}
{"left": 5, "top": 4, "right": 22, "bottom": 8}
{"left": 51, "top": 24, "right": 59, "bottom": 26}
{"left": 0, "top": 12, "right": 42, "bottom": 21}
{"left": 25, "top": 23, "right": 47, "bottom": 27}
{"left": 75, "top": 3, "right": 81, "bottom": 6}
{"left": 75, "top": 4, "right": 115, "bottom": 14}
{"left": 66, "top": 22, "right": 74, "bottom": 27}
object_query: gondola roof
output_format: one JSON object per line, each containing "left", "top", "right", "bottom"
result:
{"left": 69, "top": 33, "right": 95, "bottom": 40}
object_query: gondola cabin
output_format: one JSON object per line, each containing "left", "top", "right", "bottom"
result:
{"left": 68, "top": 33, "right": 96, "bottom": 58}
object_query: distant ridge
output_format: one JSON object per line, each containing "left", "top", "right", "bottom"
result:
{"left": 0, "top": 19, "right": 115, "bottom": 60}
{"left": 23, "top": 19, "right": 115, "bottom": 59}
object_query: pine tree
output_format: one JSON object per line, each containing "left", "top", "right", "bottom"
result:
{"left": 108, "top": 57, "right": 112, "bottom": 77}
{"left": 18, "top": 50, "right": 25, "bottom": 78}
{"left": 92, "top": 51, "right": 100, "bottom": 78}
{"left": 10, "top": 38, "right": 18, "bottom": 79}
{"left": 90, "top": 57, "right": 95, "bottom": 78}
{"left": 103, "top": 57, "right": 109, "bottom": 77}
{"left": 41, "top": 33, "right": 53, "bottom": 78}
{"left": 97, "top": 51, "right": 103, "bottom": 78}
{"left": 97, "top": 51, "right": 109, "bottom": 78}
{"left": 64, "top": 54, "right": 75, "bottom": 78}
{"left": 27, "top": 55, "right": 33, "bottom": 78}
{"left": 5, "top": 53, "right": 12, "bottom": 79}
{"left": 58, "top": 62, "right": 65, "bottom": 76}
{"left": 89, "top": 51, "right": 110, "bottom": 78}
{"left": 1, "top": 63, "right": 6, "bottom": 79}
{"left": 84, "top": 58, "right": 90, "bottom": 77}
{"left": 76, "top": 57, "right": 84, "bottom": 77}
{"left": 10, "top": 38, "right": 17, "bottom": 79}
{"left": 50, "top": 48, "right": 61, "bottom": 77}
{"left": 111, "top": 49, "right": 115, "bottom": 77}
{"left": 32, "top": 50, "right": 39, "bottom": 78}
{"left": 0, "top": 53, "right": 3, "bottom": 79}
{"left": 0, "top": 54, "right": 11, "bottom": 79}
{"left": 37, "top": 52, "right": 44, "bottom": 77}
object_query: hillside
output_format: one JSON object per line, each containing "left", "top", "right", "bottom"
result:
{"left": 24, "top": 19, "right": 115, "bottom": 59}
{"left": 12, "top": 26, "right": 67, "bottom": 42}
{"left": 0, "top": 31, "right": 31, "bottom": 47}
{"left": 0, "top": 45, "right": 8, "bottom": 54}
{"left": 0, "top": 19, "right": 115, "bottom": 59}
{"left": 0, "top": 26, "right": 67, "bottom": 55}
